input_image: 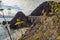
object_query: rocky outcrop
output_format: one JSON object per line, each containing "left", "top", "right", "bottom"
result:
{"left": 30, "top": 1, "right": 58, "bottom": 16}
{"left": 21, "top": 14, "right": 60, "bottom": 40}
{"left": 10, "top": 12, "right": 26, "bottom": 24}
{"left": 10, "top": 12, "right": 27, "bottom": 29}
{"left": 20, "top": 1, "right": 60, "bottom": 40}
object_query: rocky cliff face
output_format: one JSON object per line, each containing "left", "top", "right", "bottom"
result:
{"left": 30, "top": 1, "right": 60, "bottom": 16}
{"left": 20, "top": 1, "right": 60, "bottom": 40}
{"left": 21, "top": 15, "right": 60, "bottom": 40}
{"left": 10, "top": 12, "right": 26, "bottom": 24}
{"left": 10, "top": 12, "right": 28, "bottom": 29}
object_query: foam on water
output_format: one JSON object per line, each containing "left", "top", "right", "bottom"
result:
{"left": 0, "top": 18, "right": 12, "bottom": 40}
{"left": 0, "top": 18, "right": 12, "bottom": 23}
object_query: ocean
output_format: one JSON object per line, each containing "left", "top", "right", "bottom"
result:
{"left": 0, "top": 18, "right": 27, "bottom": 40}
{"left": 0, "top": 18, "right": 13, "bottom": 40}
{"left": 0, "top": 18, "right": 12, "bottom": 22}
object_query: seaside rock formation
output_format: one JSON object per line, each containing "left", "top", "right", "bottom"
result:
{"left": 20, "top": 1, "right": 60, "bottom": 40}
{"left": 30, "top": 1, "right": 60, "bottom": 16}
{"left": 10, "top": 12, "right": 27, "bottom": 29}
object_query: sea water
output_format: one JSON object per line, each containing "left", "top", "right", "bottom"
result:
{"left": 0, "top": 18, "right": 12, "bottom": 23}
{"left": 0, "top": 18, "right": 12, "bottom": 40}
{"left": 0, "top": 18, "right": 28, "bottom": 40}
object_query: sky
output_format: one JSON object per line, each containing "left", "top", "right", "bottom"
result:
{"left": 0, "top": 0, "right": 56, "bottom": 16}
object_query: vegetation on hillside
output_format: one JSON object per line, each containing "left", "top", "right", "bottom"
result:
{"left": 20, "top": 1, "right": 60, "bottom": 40}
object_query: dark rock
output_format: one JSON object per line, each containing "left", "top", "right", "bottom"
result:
{"left": 30, "top": 1, "right": 56, "bottom": 16}
{"left": 10, "top": 11, "right": 27, "bottom": 29}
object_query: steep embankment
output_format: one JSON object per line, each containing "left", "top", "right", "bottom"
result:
{"left": 20, "top": 1, "right": 60, "bottom": 40}
{"left": 21, "top": 15, "right": 60, "bottom": 40}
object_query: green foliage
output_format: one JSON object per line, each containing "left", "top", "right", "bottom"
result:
{"left": 44, "top": 29, "right": 50, "bottom": 37}
{"left": 39, "top": 25, "right": 44, "bottom": 31}
{"left": 47, "top": 1, "right": 60, "bottom": 16}
{"left": 52, "top": 15, "right": 60, "bottom": 26}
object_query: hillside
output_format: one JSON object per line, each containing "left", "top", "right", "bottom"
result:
{"left": 20, "top": 1, "right": 60, "bottom": 40}
{"left": 30, "top": 1, "right": 60, "bottom": 16}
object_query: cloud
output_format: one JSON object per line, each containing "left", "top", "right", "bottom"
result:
{"left": 1, "top": 0, "right": 56, "bottom": 16}
{"left": 0, "top": 5, "right": 21, "bottom": 10}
